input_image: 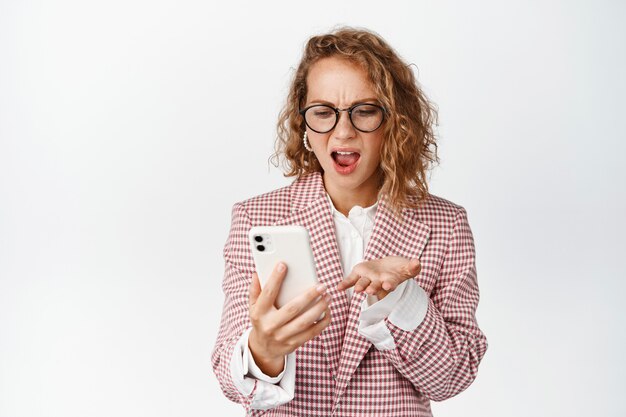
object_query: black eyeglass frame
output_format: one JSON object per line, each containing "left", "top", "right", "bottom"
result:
{"left": 298, "top": 103, "right": 387, "bottom": 134}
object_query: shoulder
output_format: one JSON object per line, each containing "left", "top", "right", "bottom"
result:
{"left": 231, "top": 182, "right": 294, "bottom": 226}
{"left": 408, "top": 192, "right": 469, "bottom": 229}
{"left": 224, "top": 184, "right": 294, "bottom": 265}
{"left": 231, "top": 172, "right": 324, "bottom": 226}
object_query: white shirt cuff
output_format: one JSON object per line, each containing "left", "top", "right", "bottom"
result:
{"left": 358, "top": 280, "right": 429, "bottom": 350}
{"left": 360, "top": 280, "right": 409, "bottom": 325}
{"left": 389, "top": 278, "right": 429, "bottom": 331}
{"left": 359, "top": 319, "right": 396, "bottom": 350}
{"left": 229, "top": 328, "right": 296, "bottom": 410}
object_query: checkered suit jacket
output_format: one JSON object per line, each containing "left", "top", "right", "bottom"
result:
{"left": 212, "top": 172, "right": 488, "bottom": 416}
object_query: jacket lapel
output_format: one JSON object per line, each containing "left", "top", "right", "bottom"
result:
{"left": 273, "top": 172, "right": 349, "bottom": 377}
{"left": 334, "top": 196, "right": 431, "bottom": 401}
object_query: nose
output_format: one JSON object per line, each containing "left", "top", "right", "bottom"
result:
{"left": 332, "top": 109, "right": 356, "bottom": 140}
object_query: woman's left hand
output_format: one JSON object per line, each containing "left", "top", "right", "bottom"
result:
{"left": 337, "top": 256, "right": 421, "bottom": 299}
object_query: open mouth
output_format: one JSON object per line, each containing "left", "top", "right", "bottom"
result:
{"left": 331, "top": 151, "right": 361, "bottom": 174}
{"left": 331, "top": 151, "right": 360, "bottom": 167}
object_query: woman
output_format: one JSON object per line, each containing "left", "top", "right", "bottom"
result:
{"left": 212, "top": 27, "right": 487, "bottom": 416}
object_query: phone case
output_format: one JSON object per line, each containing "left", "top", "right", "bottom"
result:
{"left": 249, "top": 225, "right": 319, "bottom": 308}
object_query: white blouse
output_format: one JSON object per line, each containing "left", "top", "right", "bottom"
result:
{"left": 229, "top": 195, "right": 429, "bottom": 410}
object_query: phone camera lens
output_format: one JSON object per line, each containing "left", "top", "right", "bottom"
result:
{"left": 256, "top": 245, "right": 265, "bottom": 252}
{"left": 254, "top": 235, "right": 263, "bottom": 242}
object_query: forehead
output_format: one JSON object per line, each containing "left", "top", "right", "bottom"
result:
{"left": 305, "top": 56, "right": 376, "bottom": 103}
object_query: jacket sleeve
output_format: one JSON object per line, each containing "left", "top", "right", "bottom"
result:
{"left": 211, "top": 202, "right": 298, "bottom": 413}
{"left": 377, "top": 206, "right": 488, "bottom": 401}
{"left": 211, "top": 202, "right": 258, "bottom": 411}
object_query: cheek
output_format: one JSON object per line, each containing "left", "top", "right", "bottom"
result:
{"left": 309, "top": 133, "right": 330, "bottom": 159}
{"left": 366, "top": 136, "right": 384, "bottom": 162}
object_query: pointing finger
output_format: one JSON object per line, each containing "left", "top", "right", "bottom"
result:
{"left": 338, "top": 266, "right": 363, "bottom": 291}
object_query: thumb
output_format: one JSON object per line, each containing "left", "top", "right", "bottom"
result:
{"left": 405, "top": 258, "right": 421, "bottom": 277}
{"left": 249, "top": 272, "right": 262, "bottom": 307}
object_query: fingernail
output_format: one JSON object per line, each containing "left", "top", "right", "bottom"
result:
{"left": 324, "top": 293, "right": 332, "bottom": 302}
{"left": 316, "top": 284, "right": 327, "bottom": 293}
{"left": 277, "top": 263, "right": 286, "bottom": 272}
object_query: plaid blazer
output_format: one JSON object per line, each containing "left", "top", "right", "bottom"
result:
{"left": 212, "top": 172, "right": 488, "bottom": 417}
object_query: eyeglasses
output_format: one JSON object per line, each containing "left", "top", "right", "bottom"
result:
{"left": 299, "top": 103, "right": 386, "bottom": 134}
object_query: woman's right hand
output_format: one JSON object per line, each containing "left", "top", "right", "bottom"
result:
{"left": 248, "top": 262, "right": 332, "bottom": 377}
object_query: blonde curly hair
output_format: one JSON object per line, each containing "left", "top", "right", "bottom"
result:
{"left": 272, "top": 27, "right": 440, "bottom": 214}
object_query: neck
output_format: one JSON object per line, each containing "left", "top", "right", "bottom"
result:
{"left": 323, "top": 173, "right": 381, "bottom": 217}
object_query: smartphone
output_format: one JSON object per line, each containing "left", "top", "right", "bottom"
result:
{"left": 249, "top": 225, "right": 319, "bottom": 308}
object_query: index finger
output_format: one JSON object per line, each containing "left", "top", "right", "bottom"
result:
{"left": 255, "top": 262, "right": 288, "bottom": 311}
{"left": 337, "top": 268, "right": 361, "bottom": 291}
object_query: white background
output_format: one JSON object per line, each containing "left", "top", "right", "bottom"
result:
{"left": 1, "top": 1, "right": 625, "bottom": 416}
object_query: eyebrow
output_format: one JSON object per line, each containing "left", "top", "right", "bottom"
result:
{"left": 305, "top": 97, "right": 380, "bottom": 107}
